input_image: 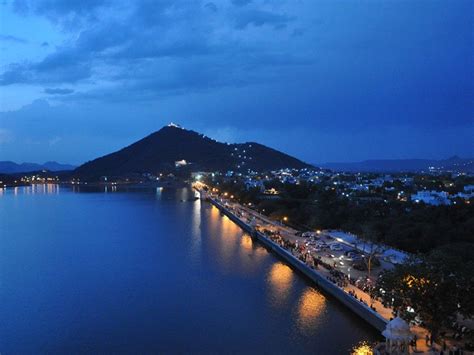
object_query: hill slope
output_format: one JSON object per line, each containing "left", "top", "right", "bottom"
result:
{"left": 74, "top": 125, "right": 312, "bottom": 178}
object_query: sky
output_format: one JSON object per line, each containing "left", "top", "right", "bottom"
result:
{"left": 0, "top": 0, "right": 473, "bottom": 165}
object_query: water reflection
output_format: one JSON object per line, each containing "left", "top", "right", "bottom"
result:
{"left": 296, "top": 287, "right": 326, "bottom": 333}
{"left": 156, "top": 187, "right": 163, "bottom": 198}
{"left": 206, "top": 205, "right": 268, "bottom": 275}
{"left": 238, "top": 234, "right": 268, "bottom": 273}
{"left": 189, "top": 192, "right": 202, "bottom": 264}
{"left": 214, "top": 214, "right": 240, "bottom": 273}
{"left": 240, "top": 234, "right": 253, "bottom": 252}
{"left": 267, "top": 262, "right": 293, "bottom": 307}
{"left": 1, "top": 184, "right": 61, "bottom": 196}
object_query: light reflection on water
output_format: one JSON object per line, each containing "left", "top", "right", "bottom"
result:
{"left": 0, "top": 184, "right": 61, "bottom": 196}
{"left": 206, "top": 205, "right": 270, "bottom": 275}
{"left": 213, "top": 213, "right": 241, "bottom": 273}
{"left": 189, "top": 190, "right": 202, "bottom": 264}
{"left": 297, "top": 287, "right": 327, "bottom": 333}
{"left": 268, "top": 262, "right": 294, "bottom": 307}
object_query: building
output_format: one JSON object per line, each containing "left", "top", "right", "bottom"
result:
{"left": 411, "top": 190, "right": 451, "bottom": 206}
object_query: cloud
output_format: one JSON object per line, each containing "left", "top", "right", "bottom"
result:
{"left": 233, "top": 9, "right": 293, "bottom": 29}
{"left": 1, "top": 0, "right": 302, "bottom": 96}
{"left": 204, "top": 2, "right": 217, "bottom": 13}
{"left": 0, "top": 59, "right": 92, "bottom": 85}
{"left": 48, "top": 136, "right": 61, "bottom": 146}
{"left": 0, "top": 34, "right": 28, "bottom": 43}
{"left": 44, "top": 87, "right": 74, "bottom": 95}
{"left": 12, "top": 0, "right": 110, "bottom": 29}
{"left": 231, "top": 0, "right": 252, "bottom": 6}
{"left": 11, "top": 0, "right": 28, "bottom": 15}
{"left": 0, "top": 129, "right": 14, "bottom": 144}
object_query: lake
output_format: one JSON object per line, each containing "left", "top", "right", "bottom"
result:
{"left": 0, "top": 185, "right": 379, "bottom": 354}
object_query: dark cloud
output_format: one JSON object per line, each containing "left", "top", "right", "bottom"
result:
{"left": 291, "top": 28, "right": 304, "bottom": 37}
{"left": 11, "top": 0, "right": 28, "bottom": 15}
{"left": 44, "top": 87, "right": 74, "bottom": 95}
{"left": 233, "top": 9, "right": 293, "bottom": 29}
{"left": 32, "top": 0, "right": 110, "bottom": 16}
{"left": 12, "top": 0, "right": 110, "bottom": 29}
{"left": 204, "top": 2, "right": 217, "bottom": 12}
{"left": 1, "top": 1, "right": 297, "bottom": 90}
{"left": 0, "top": 55, "right": 92, "bottom": 85}
{"left": 0, "top": 34, "right": 28, "bottom": 43}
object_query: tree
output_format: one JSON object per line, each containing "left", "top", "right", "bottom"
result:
{"left": 428, "top": 243, "right": 474, "bottom": 319}
{"left": 377, "top": 252, "right": 469, "bottom": 343}
{"left": 358, "top": 224, "right": 383, "bottom": 304}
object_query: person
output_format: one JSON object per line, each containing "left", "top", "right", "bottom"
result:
{"left": 426, "top": 334, "right": 430, "bottom": 346}
{"left": 443, "top": 340, "right": 447, "bottom": 351}
{"left": 413, "top": 334, "right": 418, "bottom": 350}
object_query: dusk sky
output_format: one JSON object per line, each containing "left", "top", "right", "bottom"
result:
{"left": 0, "top": 0, "right": 473, "bottom": 165}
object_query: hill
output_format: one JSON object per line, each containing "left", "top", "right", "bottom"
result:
{"left": 320, "top": 156, "right": 474, "bottom": 173}
{"left": 0, "top": 161, "right": 76, "bottom": 174}
{"left": 74, "top": 124, "right": 312, "bottom": 179}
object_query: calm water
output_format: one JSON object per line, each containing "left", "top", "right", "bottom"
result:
{"left": 0, "top": 185, "right": 378, "bottom": 354}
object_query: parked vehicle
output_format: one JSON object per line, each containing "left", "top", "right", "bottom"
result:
{"left": 330, "top": 243, "right": 343, "bottom": 251}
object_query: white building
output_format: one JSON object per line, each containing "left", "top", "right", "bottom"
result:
{"left": 411, "top": 190, "right": 451, "bottom": 206}
{"left": 464, "top": 185, "right": 474, "bottom": 193}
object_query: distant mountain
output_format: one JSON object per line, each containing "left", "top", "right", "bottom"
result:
{"left": 0, "top": 161, "right": 76, "bottom": 174}
{"left": 320, "top": 156, "right": 474, "bottom": 173}
{"left": 42, "top": 161, "right": 76, "bottom": 171}
{"left": 74, "top": 124, "right": 312, "bottom": 179}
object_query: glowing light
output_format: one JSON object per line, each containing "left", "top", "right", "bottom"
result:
{"left": 268, "top": 263, "right": 293, "bottom": 306}
{"left": 296, "top": 288, "right": 326, "bottom": 332}
{"left": 351, "top": 341, "right": 373, "bottom": 355}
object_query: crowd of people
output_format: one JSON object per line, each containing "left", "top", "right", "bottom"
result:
{"left": 261, "top": 226, "right": 383, "bottom": 312}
